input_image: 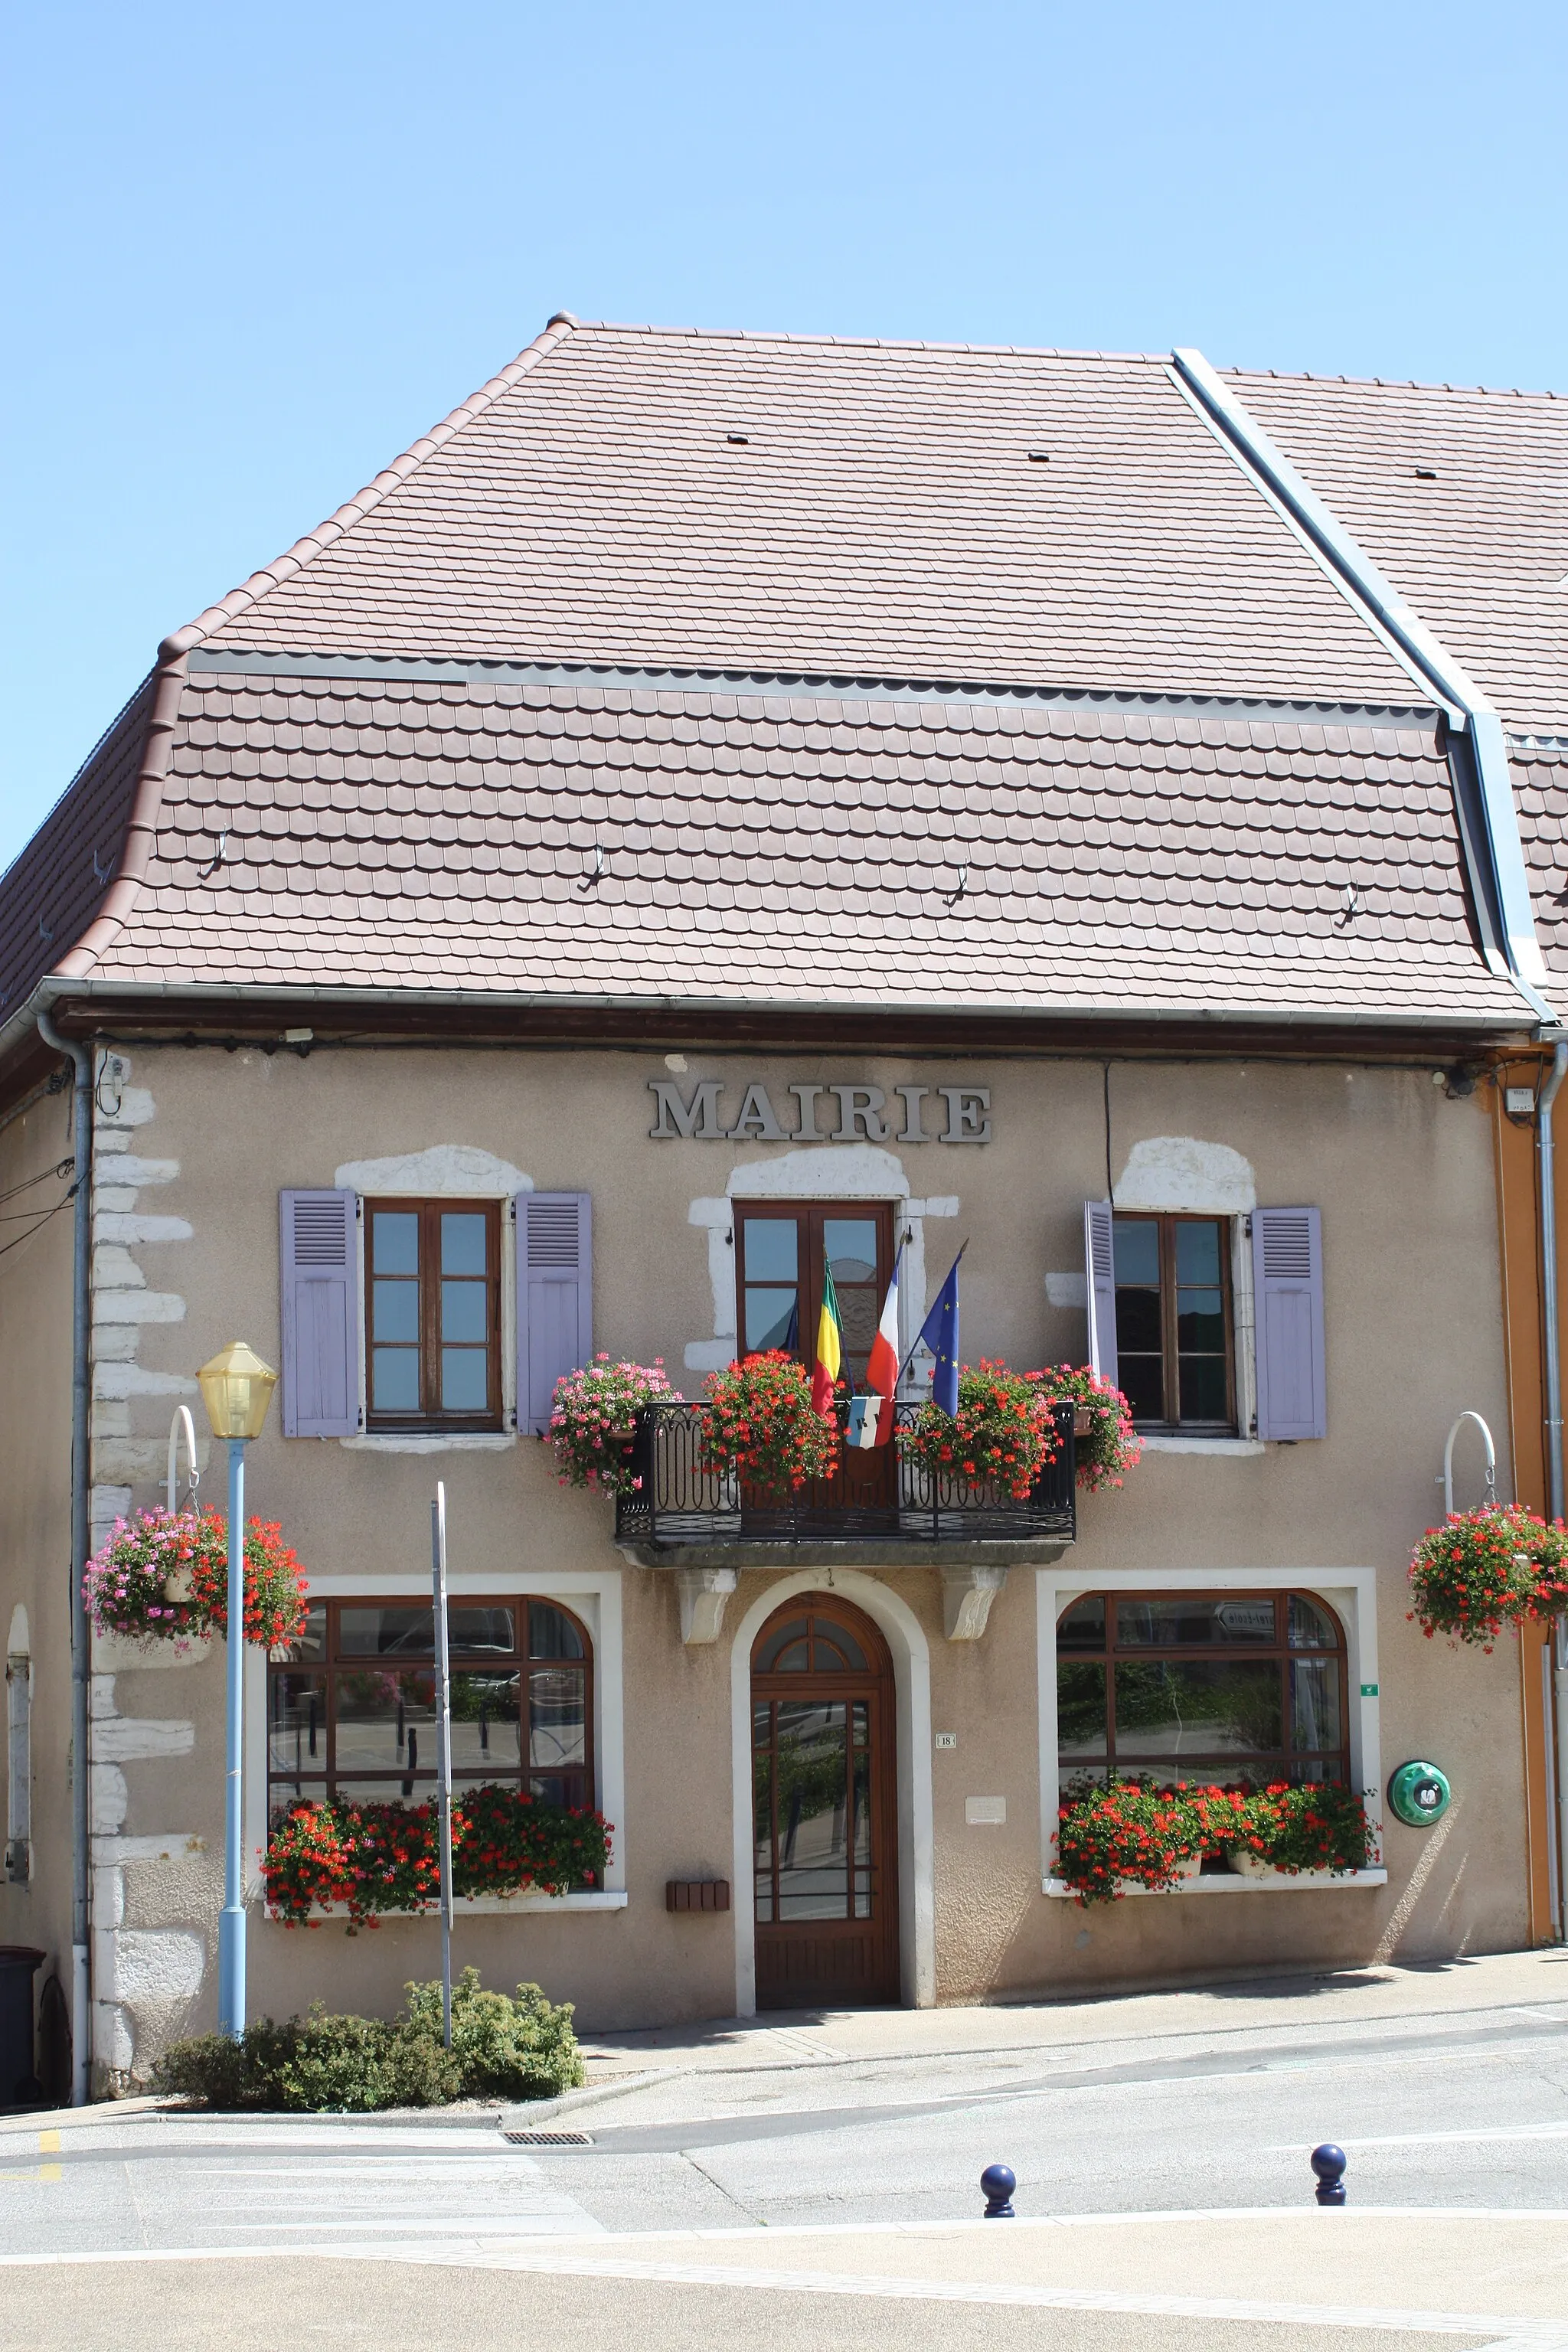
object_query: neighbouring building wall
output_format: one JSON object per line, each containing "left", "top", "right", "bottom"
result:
{"left": 74, "top": 1039, "right": 1523, "bottom": 2073}
{"left": 0, "top": 1069, "right": 80, "bottom": 2073}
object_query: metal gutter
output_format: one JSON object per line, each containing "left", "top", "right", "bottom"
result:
{"left": 34, "top": 1008, "right": 92, "bottom": 2102}
{"left": 1538, "top": 1040, "right": 1568, "bottom": 1939}
{"left": 1170, "top": 349, "right": 1555, "bottom": 1018}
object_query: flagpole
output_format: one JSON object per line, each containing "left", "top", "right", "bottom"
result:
{"left": 430, "top": 1481, "right": 454, "bottom": 2050}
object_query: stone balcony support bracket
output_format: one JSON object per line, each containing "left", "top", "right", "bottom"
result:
{"left": 677, "top": 1566, "right": 738, "bottom": 1645}
{"left": 942, "top": 1563, "right": 1010, "bottom": 1642}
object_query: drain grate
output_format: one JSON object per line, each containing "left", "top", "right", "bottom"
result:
{"left": 504, "top": 2128, "right": 593, "bottom": 2145}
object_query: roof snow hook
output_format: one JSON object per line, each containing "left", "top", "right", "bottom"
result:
{"left": 198, "top": 830, "right": 228, "bottom": 878}
{"left": 1337, "top": 882, "right": 1360, "bottom": 926}
{"left": 577, "top": 841, "right": 606, "bottom": 892}
{"left": 946, "top": 861, "right": 969, "bottom": 905}
{"left": 1442, "top": 1410, "right": 1497, "bottom": 1517}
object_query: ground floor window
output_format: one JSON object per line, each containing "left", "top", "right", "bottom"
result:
{"left": 1057, "top": 1588, "right": 1348, "bottom": 1787}
{"left": 266, "top": 1596, "right": 592, "bottom": 1817}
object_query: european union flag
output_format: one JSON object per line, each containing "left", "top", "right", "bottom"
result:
{"left": 913, "top": 1250, "right": 964, "bottom": 1417}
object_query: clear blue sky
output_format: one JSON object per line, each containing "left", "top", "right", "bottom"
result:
{"left": 3, "top": 0, "right": 1563, "bottom": 868}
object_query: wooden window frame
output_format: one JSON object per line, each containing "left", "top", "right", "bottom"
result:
{"left": 733, "top": 1201, "right": 895, "bottom": 1383}
{"left": 1112, "top": 1210, "right": 1236, "bottom": 1432}
{"left": 1055, "top": 1586, "right": 1351, "bottom": 1786}
{"left": 365, "top": 1196, "right": 502, "bottom": 1432}
{"left": 266, "top": 1595, "right": 594, "bottom": 1816}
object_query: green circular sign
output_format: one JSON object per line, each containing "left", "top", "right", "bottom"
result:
{"left": 1388, "top": 1760, "right": 1451, "bottom": 1828}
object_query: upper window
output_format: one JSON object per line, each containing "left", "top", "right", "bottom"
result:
{"left": 1112, "top": 1214, "right": 1233, "bottom": 1431}
{"left": 266, "top": 1597, "right": 593, "bottom": 1818}
{"left": 734, "top": 1200, "right": 893, "bottom": 1385}
{"left": 366, "top": 1197, "right": 501, "bottom": 1430}
{"left": 1057, "top": 1589, "right": 1348, "bottom": 1788}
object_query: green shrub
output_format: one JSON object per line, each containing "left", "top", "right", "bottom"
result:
{"left": 153, "top": 1968, "right": 583, "bottom": 2111}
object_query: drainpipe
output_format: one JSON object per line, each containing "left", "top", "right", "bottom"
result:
{"left": 1540, "top": 1040, "right": 1568, "bottom": 1938}
{"left": 36, "top": 1006, "right": 92, "bottom": 2102}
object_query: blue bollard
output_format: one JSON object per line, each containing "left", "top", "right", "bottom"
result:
{"left": 981, "top": 2162, "right": 1016, "bottom": 2218}
{"left": 1310, "top": 2144, "right": 1347, "bottom": 2206}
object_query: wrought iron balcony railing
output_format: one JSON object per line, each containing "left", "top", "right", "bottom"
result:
{"left": 614, "top": 1400, "right": 1076, "bottom": 1554}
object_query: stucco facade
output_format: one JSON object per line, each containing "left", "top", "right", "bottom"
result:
{"left": 21, "top": 1034, "right": 1526, "bottom": 2084}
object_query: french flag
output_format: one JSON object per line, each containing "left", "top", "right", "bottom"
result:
{"left": 855, "top": 1245, "right": 903, "bottom": 1447}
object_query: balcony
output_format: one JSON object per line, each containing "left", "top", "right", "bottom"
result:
{"left": 614, "top": 1400, "right": 1076, "bottom": 1572}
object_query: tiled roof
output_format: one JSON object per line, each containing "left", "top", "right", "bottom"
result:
{"left": 1227, "top": 370, "right": 1568, "bottom": 734}
{"left": 65, "top": 670, "right": 1526, "bottom": 1026}
{"left": 0, "top": 681, "right": 151, "bottom": 1017}
{"left": 188, "top": 322, "right": 1423, "bottom": 710}
{"left": 1513, "top": 740, "right": 1568, "bottom": 972}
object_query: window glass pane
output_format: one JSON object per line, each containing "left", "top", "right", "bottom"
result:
{"left": 1118, "top": 1598, "right": 1277, "bottom": 1647}
{"left": 442, "top": 1281, "right": 487, "bottom": 1343}
{"left": 374, "top": 1279, "right": 420, "bottom": 1343}
{"left": 1290, "top": 1657, "right": 1342, "bottom": 1753}
{"left": 810, "top": 1617, "right": 868, "bottom": 1672}
{"left": 1057, "top": 1661, "right": 1108, "bottom": 1756}
{"left": 442, "top": 1348, "right": 488, "bottom": 1411}
{"left": 1113, "top": 1659, "right": 1283, "bottom": 1759}
{"left": 452, "top": 1607, "right": 516, "bottom": 1655}
{"left": 1117, "top": 1354, "right": 1164, "bottom": 1420}
{"left": 1174, "top": 1221, "right": 1222, "bottom": 1283}
{"left": 338, "top": 1606, "right": 435, "bottom": 1656}
{"left": 754, "top": 1617, "right": 810, "bottom": 1671}
{"left": 823, "top": 1219, "right": 877, "bottom": 1283}
{"left": 1057, "top": 1596, "right": 1106, "bottom": 1651}
{"left": 372, "top": 1348, "right": 420, "bottom": 1413}
{"left": 753, "top": 1719, "right": 774, "bottom": 1919}
{"left": 745, "top": 1287, "right": 798, "bottom": 1352}
{"left": 268, "top": 1672, "right": 327, "bottom": 1772}
{"left": 335, "top": 1780, "right": 434, "bottom": 1811}
{"left": 373, "top": 1211, "right": 419, "bottom": 1275}
{"left": 528, "top": 1603, "right": 583, "bottom": 1662}
{"left": 743, "top": 1219, "right": 799, "bottom": 1282}
{"left": 529, "top": 1666, "right": 586, "bottom": 1770}
{"left": 280, "top": 1603, "right": 326, "bottom": 1664}
{"left": 1288, "top": 1595, "right": 1339, "bottom": 1650}
{"left": 1178, "top": 1354, "right": 1228, "bottom": 1422}
{"left": 334, "top": 1666, "right": 437, "bottom": 1775}
{"left": 1112, "top": 1219, "right": 1160, "bottom": 1284}
{"left": 774, "top": 1699, "right": 850, "bottom": 1920}
{"left": 1175, "top": 1291, "right": 1224, "bottom": 1351}
{"left": 441, "top": 1213, "right": 488, "bottom": 1276}
{"left": 449, "top": 1671, "right": 521, "bottom": 1772}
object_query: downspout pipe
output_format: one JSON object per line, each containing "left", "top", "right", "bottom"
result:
{"left": 1170, "top": 348, "right": 1553, "bottom": 1017}
{"left": 36, "top": 1008, "right": 92, "bottom": 2102}
{"left": 1539, "top": 1039, "right": 1568, "bottom": 1938}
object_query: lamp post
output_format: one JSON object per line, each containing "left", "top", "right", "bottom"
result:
{"left": 197, "top": 1341, "right": 279, "bottom": 2041}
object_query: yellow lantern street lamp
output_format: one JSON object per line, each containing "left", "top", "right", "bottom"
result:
{"left": 197, "top": 1342, "right": 278, "bottom": 2040}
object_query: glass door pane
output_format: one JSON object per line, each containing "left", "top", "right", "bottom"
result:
{"left": 773, "top": 1698, "right": 851, "bottom": 1919}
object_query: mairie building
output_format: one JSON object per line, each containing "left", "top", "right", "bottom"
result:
{"left": 2, "top": 316, "right": 1566, "bottom": 2093}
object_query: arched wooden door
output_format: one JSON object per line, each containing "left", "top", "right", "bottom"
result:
{"left": 751, "top": 1596, "right": 900, "bottom": 2008}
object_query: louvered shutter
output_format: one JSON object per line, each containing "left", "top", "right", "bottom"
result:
{"left": 1083, "top": 1200, "right": 1118, "bottom": 1390}
{"left": 518, "top": 1192, "right": 593, "bottom": 1435}
{"left": 279, "top": 1190, "right": 360, "bottom": 1437}
{"left": 1252, "top": 1207, "right": 1325, "bottom": 1441}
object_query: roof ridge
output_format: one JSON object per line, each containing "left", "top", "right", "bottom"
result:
{"left": 558, "top": 317, "right": 1170, "bottom": 364}
{"left": 1223, "top": 363, "right": 1564, "bottom": 404}
{"left": 165, "top": 312, "right": 582, "bottom": 662}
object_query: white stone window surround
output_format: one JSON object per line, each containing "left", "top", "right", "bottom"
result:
{"left": 686, "top": 1142, "right": 959, "bottom": 1379}
{"left": 248, "top": 1568, "right": 626, "bottom": 1916}
{"left": 1034, "top": 1565, "right": 1387, "bottom": 1897}
{"left": 727, "top": 1567, "right": 936, "bottom": 2016}
{"left": 332, "top": 1147, "right": 532, "bottom": 1454}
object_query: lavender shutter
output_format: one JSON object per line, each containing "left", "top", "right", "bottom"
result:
{"left": 518, "top": 1192, "right": 593, "bottom": 1434}
{"left": 1083, "top": 1200, "right": 1118, "bottom": 1389}
{"left": 1252, "top": 1207, "right": 1326, "bottom": 1440}
{"left": 279, "top": 1190, "right": 360, "bottom": 1437}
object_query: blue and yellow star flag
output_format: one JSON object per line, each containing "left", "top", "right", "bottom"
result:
{"left": 913, "top": 1245, "right": 965, "bottom": 1417}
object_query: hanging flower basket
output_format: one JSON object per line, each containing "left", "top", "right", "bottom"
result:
{"left": 548, "top": 1356, "right": 681, "bottom": 1497}
{"left": 1406, "top": 1505, "right": 1568, "bottom": 1649}
{"left": 83, "top": 1507, "right": 309, "bottom": 1650}
{"left": 1027, "top": 1365, "right": 1143, "bottom": 1490}
{"left": 903, "top": 1360, "right": 1060, "bottom": 1500}
{"left": 699, "top": 1351, "right": 839, "bottom": 1498}
{"left": 262, "top": 1788, "right": 614, "bottom": 1928}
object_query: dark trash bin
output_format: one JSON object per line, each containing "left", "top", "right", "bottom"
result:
{"left": 0, "top": 1948, "right": 45, "bottom": 2106}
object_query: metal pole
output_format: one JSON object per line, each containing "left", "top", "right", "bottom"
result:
{"left": 1537, "top": 1039, "right": 1568, "bottom": 1939}
{"left": 431, "top": 1481, "right": 453, "bottom": 2047}
{"left": 218, "top": 1438, "right": 247, "bottom": 2040}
